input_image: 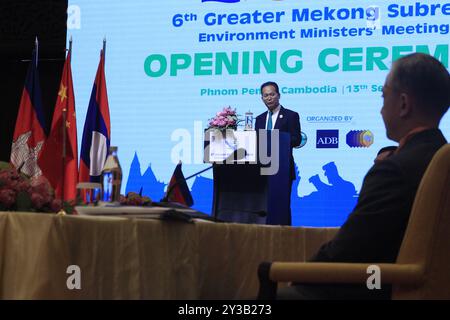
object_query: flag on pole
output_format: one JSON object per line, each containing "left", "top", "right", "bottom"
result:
{"left": 10, "top": 44, "right": 46, "bottom": 178}
{"left": 39, "top": 48, "right": 78, "bottom": 201}
{"left": 165, "top": 162, "right": 194, "bottom": 207}
{"left": 79, "top": 49, "right": 111, "bottom": 183}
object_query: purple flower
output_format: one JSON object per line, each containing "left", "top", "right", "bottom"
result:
{"left": 0, "top": 168, "right": 20, "bottom": 181}
{"left": 208, "top": 106, "right": 241, "bottom": 130}
{"left": 29, "top": 176, "right": 53, "bottom": 208}
{"left": 50, "top": 198, "right": 63, "bottom": 212}
{"left": 0, "top": 163, "right": 75, "bottom": 213}
{"left": 0, "top": 189, "right": 16, "bottom": 209}
{"left": 30, "top": 193, "right": 46, "bottom": 210}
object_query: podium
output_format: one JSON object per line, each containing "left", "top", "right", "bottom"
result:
{"left": 205, "top": 129, "right": 291, "bottom": 225}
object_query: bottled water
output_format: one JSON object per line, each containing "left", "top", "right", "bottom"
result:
{"left": 101, "top": 146, "right": 122, "bottom": 204}
{"left": 245, "top": 110, "right": 253, "bottom": 130}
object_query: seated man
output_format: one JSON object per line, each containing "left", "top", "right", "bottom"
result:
{"left": 278, "top": 52, "right": 450, "bottom": 299}
{"left": 374, "top": 146, "right": 397, "bottom": 163}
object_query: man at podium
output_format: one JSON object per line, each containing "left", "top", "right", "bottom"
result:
{"left": 255, "top": 81, "right": 301, "bottom": 225}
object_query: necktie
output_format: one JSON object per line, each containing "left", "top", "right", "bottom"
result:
{"left": 267, "top": 111, "right": 273, "bottom": 130}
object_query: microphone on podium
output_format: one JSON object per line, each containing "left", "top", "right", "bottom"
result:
{"left": 160, "top": 148, "right": 247, "bottom": 205}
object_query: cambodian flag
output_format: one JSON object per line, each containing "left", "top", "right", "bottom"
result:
{"left": 79, "top": 49, "right": 111, "bottom": 183}
{"left": 165, "top": 162, "right": 194, "bottom": 207}
{"left": 10, "top": 45, "right": 47, "bottom": 178}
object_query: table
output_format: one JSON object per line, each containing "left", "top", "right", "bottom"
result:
{"left": 0, "top": 211, "right": 338, "bottom": 299}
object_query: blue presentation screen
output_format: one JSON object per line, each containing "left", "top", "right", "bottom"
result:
{"left": 67, "top": 0, "right": 450, "bottom": 226}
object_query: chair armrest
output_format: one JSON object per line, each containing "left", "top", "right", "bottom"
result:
{"left": 269, "top": 262, "right": 424, "bottom": 286}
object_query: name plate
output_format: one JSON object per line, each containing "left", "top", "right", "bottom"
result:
{"left": 205, "top": 129, "right": 257, "bottom": 163}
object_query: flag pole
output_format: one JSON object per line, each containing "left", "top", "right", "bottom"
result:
{"left": 35, "top": 36, "right": 38, "bottom": 67}
{"left": 102, "top": 37, "right": 106, "bottom": 62}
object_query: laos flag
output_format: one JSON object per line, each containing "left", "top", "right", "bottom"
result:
{"left": 79, "top": 50, "right": 111, "bottom": 183}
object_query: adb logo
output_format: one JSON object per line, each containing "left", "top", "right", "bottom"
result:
{"left": 346, "top": 130, "right": 374, "bottom": 148}
{"left": 316, "top": 130, "right": 339, "bottom": 148}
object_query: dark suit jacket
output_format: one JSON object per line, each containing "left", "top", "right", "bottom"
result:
{"left": 255, "top": 106, "right": 301, "bottom": 180}
{"left": 303, "top": 129, "right": 447, "bottom": 299}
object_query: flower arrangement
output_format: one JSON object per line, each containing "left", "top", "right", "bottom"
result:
{"left": 120, "top": 192, "right": 152, "bottom": 206}
{"left": 0, "top": 161, "right": 68, "bottom": 213}
{"left": 207, "top": 106, "right": 242, "bottom": 131}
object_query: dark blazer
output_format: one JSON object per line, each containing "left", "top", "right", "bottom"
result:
{"left": 255, "top": 106, "right": 301, "bottom": 180}
{"left": 305, "top": 129, "right": 447, "bottom": 299}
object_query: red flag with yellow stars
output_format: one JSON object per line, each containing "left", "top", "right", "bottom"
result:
{"left": 39, "top": 49, "right": 78, "bottom": 201}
